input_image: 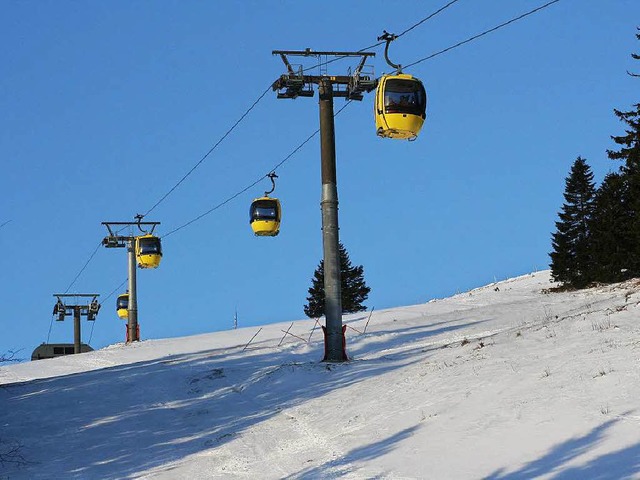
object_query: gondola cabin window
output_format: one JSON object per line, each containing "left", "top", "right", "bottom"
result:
{"left": 250, "top": 200, "right": 280, "bottom": 221}
{"left": 249, "top": 197, "right": 281, "bottom": 236}
{"left": 117, "top": 296, "right": 128, "bottom": 311}
{"left": 384, "top": 79, "right": 426, "bottom": 116}
{"left": 138, "top": 236, "right": 162, "bottom": 255}
{"left": 135, "top": 234, "right": 162, "bottom": 268}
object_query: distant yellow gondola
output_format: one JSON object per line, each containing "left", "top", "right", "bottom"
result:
{"left": 375, "top": 73, "right": 427, "bottom": 140}
{"left": 250, "top": 196, "right": 281, "bottom": 236}
{"left": 135, "top": 234, "right": 162, "bottom": 268}
{"left": 116, "top": 293, "right": 128, "bottom": 319}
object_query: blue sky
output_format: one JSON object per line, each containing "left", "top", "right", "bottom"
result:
{"left": 1, "top": 0, "right": 638, "bottom": 358}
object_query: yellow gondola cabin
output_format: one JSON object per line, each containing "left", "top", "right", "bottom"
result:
{"left": 135, "top": 234, "right": 162, "bottom": 268}
{"left": 116, "top": 293, "right": 128, "bottom": 319}
{"left": 375, "top": 73, "right": 427, "bottom": 140}
{"left": 250, "top": 197, "right": 281, "bottom": 236}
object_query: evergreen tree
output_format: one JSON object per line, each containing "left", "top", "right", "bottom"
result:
{"left": 304, "top": 243, "right": 371, "bottom": 318}
{"left": 590, "top": 173, "right": 632, "bottom": 282}
{"left": 550, "top": 157, "right": 596, "bottom": 287}
{"left": 626, "top": 27, "right": 639, "bottom": 78}
{"left": 607, "top": 29, "right": 640, "bottom": 276}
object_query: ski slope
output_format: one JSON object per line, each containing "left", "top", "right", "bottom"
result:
{"left": 1, "top": 271, "right": 640, "bottom": 479}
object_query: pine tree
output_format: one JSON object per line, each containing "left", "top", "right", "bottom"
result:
{"left": 607, "top": 29, "right": 640, "bottom": 276}
{"left": 590, "top": 173, "right": 632, "bottom": 282}
{"left": 303, "top": 243, "right": 371, "bottom": 318}
{"left": 549, "top": 157, "right": 596, "bottom": 287}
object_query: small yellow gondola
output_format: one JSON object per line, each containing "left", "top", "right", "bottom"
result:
{"left": 375, "top": 73, "right": 427, "bottom": 140}
{"left": 135, "top": 234, "right": 162, "bottom": 268}
{"left": 250, "top": 197, "right": 281, "bottom": 236}
{"left": 116, "top": 293, "right": 128, "bottom": 319}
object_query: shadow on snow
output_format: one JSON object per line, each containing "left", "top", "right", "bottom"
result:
{"left": 0, "top": 317, "right": 480, "bottom": 479}
{"left": 284, "top": 425, "right": 420, "bottom": 479}
{"left": 486, "top": 415, "right": 640, "bottom": 480}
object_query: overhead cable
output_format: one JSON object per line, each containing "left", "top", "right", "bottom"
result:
{"left": 301, "top": 0, "right": 461, "bottom": 74}
{"left": 143, "top": 85, "right": 273, "bottom": 217}
{"left": 88, "top": 277, "right": 127, "bottom": 344}
{"left": 63, "top": 241, "right": 103, "bottom": 294}
{"left": 396, "top": 0, "right": 461, "bottom": 38}
{"left": 163, "top": 101, "right": 353, "bottom": 238}
{"left": 404, "top": 0, "right": 562, "bottom": 69}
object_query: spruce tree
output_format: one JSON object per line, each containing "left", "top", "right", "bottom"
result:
{"left": 607, "top": 29, "right": 640, "bottom": 276}
{"left": 626, "top": 27, "right": 639, "bottom": 78}
{"left": 590, "top": 173, "right": 632, "bottom": 282}
{"left": 550, "top": 157, "right": 596, "bottom": 287}
{"left": 303, "top": 243, "right": 371, "bottom": 318}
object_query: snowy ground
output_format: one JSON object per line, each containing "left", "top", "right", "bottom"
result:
{"left": 1, "top": 271, "right": 640, "bottom": 479}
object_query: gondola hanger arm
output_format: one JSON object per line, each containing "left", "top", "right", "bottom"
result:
{"left": 135, "top": 214, "right": 148, "bottom": 234}
{"left": 378, "top": 30, "right": 402, "bottom": 73}
{"left": 264, "top": 172, "right": 278, "bottom": 197}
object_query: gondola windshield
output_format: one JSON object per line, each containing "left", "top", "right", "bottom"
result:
{"left": 138, "top": 236, "right": 162, "bottom": 255}
{"left": 250, "top": 200, "right": 279, "bottom": 221}
{"left": 384, "top": 79, "right": 426, "bottom": 116}
{"left": 116, "top": 295, "right": 128, "bottom": 310}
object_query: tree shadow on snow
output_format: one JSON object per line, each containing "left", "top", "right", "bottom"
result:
{"left": 485, "top": 415, "right": 640, "bottom": 479}
{"left": 0, "top": 317, "right": 467, "bottom": 479}
{"left": 283, "top": 425, "right": 420, "bottom": 479}
{"left": 348, "top": 318, "right": 491, "bottom": 359}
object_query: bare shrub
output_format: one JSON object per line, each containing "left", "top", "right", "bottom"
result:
{"left": 592, "top": 316, "right": 614, "bottom": 332}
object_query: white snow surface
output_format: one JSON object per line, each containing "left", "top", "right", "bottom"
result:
{"left": 1, "top": 271, "right": 640, "bottom": 479}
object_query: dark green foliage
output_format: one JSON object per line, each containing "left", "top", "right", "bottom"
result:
{"left": 550, "top": 157, "right": 596, "bottom": 287}
{"left": 303, "top": 243, "right": 371, "bottom": 318}
{"left": 551, "top": 29, "right": 639, "bottom": 289}
{"left": 605, "top": 30, "right": 640, "bottom": 276}
{"left": 590, "top": 173, "right": 633, "bottom": 282}
{"left": 628, "top": 27, "right": 639, "bottom": 77}
{"left": 606, "top": 102, "right": 640, "bottom": 276}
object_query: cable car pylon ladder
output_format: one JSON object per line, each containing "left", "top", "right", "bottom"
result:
{"left": 271, "top": 49, "right": 376, "bottom": 362}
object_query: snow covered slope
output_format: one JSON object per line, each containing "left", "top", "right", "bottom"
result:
{"left": 1, "top": 271, "right": 640, "bottom": 479}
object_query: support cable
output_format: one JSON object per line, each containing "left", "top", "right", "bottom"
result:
{"left": 88, "top": 277, "right": 127, "bottom": 344}
{"left": 63, "top": 241, "right": 103, "bottom": 294}
{"left": 163, "top": 101, "right": 352, "bottom": 238}
{"left": 143, "top": 85, "right": 272, "bottom": 218}
{"left": 404, "top": 0, "right": 562, "bottom": 70}
{"left": 46, "top": 314, "right": 55, "bottom": 344}
{"left": 299, "top": 0, "right": 461, "bottom": 75}
{"left": 396, "top": 0, "right": 461, "bottom": 38}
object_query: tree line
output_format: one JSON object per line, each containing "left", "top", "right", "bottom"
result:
{"left": 550, "top": 29, "right": 639, "bottom": 288}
